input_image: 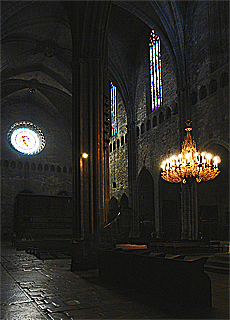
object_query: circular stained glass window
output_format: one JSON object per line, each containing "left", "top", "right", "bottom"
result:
{"left": 8, "top": 121, "right": 45, "bottom": 155}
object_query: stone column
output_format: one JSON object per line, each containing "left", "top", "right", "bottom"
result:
{"left": 127, "top": 121, "right": 138, "bottom": 237}
{"left": 66, "top": 1, "right": 111, "bottom": 241}
{"left": 154, "top": 176, "right": 160, "bottom": 238}
{"left": 194, "top": 182, "right": 199, "bottom": 240}
{"left": 181, "top": 184, "right": 188, "bottom": 239}
{"left": 181, "top": 180, "right": 199, "bottom": 240}
{"left": 72, "top": 57, "right": 110, "bottom": 239}
{"left": 188, "top": 184, "right": 192, "bottom": 239}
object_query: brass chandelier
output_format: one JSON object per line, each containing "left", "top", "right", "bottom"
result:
{"left": 161, "top": 120, "right": 221, "bottom": 184}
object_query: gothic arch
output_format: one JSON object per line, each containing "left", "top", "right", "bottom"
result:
{"left": 120, "top": 193, "right": 129, "bottom": 208}
{"left": 120, "top": 193, "right": 131, "bottom": 237}
{"left": 201, "top": 139, "right": 229, "bottom": 151}
{"left": 109, "top": 196, "right": 120, "bottom": 221}
{"left": 137, "top": 167, "right": 155, "bottom": 238}
{"left": 159, "top": 173, "right": 181, "bottom": 240}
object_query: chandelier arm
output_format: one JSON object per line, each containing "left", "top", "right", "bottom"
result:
{"left": 160, "top": 121, "right": 221, "bottom": 184}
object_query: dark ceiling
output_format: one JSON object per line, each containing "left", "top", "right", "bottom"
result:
{"left": 1, "top": 1, "right": 187, "bottom": 127}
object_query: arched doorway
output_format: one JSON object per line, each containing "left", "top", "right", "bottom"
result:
{"left": 137, "top": 168, "right": 155, "bottom": 239}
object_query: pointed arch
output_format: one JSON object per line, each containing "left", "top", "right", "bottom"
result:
{"left": 137, "top": 167, "right": 155, "bottom": 238}
{"left": 159, "top": 173, "right": 181, "bottom": 240}
{"left": 120, "top": 193, "right": 131, "bottom": 237}
{"left": 109, "top": 196, "right": 119, "bottom": 221}
{"left": 120, "top": 193, "right": 129, "bottom": 208}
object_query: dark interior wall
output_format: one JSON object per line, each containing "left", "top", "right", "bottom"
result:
{"left": 1, "top": 90, "right": 72, "bottom": 239}
{"left": 197, "top": 144, "right": 229, "bottom": 240}
{"left": 187, "top": 1, "right": 229, "bottom": 145}
{"left": 186, "top": 1, "right": 229, "bottom": 239}
{"left": 1, "top": 1, "right": 73, "bottom": 239}
{"left": 1, "top": 1, "right": 229, "bottom": 241}
{"left": 108, "top": 1, "right": 229, "bottom": 239}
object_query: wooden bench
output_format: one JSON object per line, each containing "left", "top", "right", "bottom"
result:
{"left": 209, "top": 240, "right": 223, "bottom": 252}
{"left": 148, "top": 240, "right": 224, "bottom": 254}
{"left": 99, "top": 249, "right": 212, "bottom": 310}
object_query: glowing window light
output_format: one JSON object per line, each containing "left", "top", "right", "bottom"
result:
{"left": 8, "top": 121, "right": 45, "bottom": 155}
{"left": 149, "top": 30, "right": 162, "bottom": 110}
{"left": 110, "top": 82, "right": 117, "bottom": 136}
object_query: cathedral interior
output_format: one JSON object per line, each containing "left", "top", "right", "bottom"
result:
{"left": 1, "top": 1, "right": 229, "bottom": 319}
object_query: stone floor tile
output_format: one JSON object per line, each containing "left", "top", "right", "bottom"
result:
{"left": 1, "top": 285, "right": 32, "bottom": 305}
{"left": 33, "top": 298, "right": 47, "bottom": 304}
{"left": 63, "top": 299, "right": 81, "bottom": 306}
{"left": 1, "top": 302, "right": 49, "bottom": 320}
{"left": 47, "top": 313, "right": 70, "bottom": 320}
{"left": 41, "top": 292, "right": 62, "bottom": 299}
{"left": 19, "top": 281, "right": 35, "bottom": 288}
{"left": 45, "top": 304, "right": 82, "bottom": 313}
{"left": 65, "top": 306, "right": 104, "bottom": 319}
{"left": 8, "top": 270, "right": 48, "bottom": 283}
{"left": 1, "top": 242, "right": 229, "bottom": 320}
{"left": 99, "top": 299, "right": 128, "bottom": 311}
{"left": 98, "top": 308, "right": 130, "bottom": 319}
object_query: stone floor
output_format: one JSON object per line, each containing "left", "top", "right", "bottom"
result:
{"left": 1, "top": 241, "right": 229, "bottom": 320}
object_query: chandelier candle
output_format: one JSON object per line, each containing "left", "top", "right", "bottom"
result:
{"left": 161, "top": 121, "right": 221, "bottom": 184}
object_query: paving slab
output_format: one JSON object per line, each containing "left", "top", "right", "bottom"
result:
{"left": 1, "top": 241, "right": 229, "bottom": 320}
{"left": 1, "top": 301, "right": 49, "bottom": 320}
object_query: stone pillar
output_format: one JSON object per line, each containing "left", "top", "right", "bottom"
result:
{"left": 181, "top": 181, "right": 199, "bottom": 240}
{"left": 127, "top": 121, "right": 138, "bottom": 237}
{"left": 154, "top": 176, "right": 160, "bottom": 238}
{"left": 194, "top": 183, "right": 199, "bottom": 240}
{"left": 72, "top": 57, "right": 110, "bottom": 239}
{"left": 66, "top": 1, "right": 111, "bottom": 241}
{"left": 188, "top": 184, "right": 192, "bottom": 239}
{"left": 181, "top": 184, "right": 188, "bottom": 239}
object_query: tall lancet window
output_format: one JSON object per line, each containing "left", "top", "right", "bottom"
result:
{"left": 110, "top": 82, "right": 117, "bottom": 136}
{"left": 149, "top": 30, "right": 162, "bottom": 110}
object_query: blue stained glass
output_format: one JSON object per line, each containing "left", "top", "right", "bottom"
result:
{"left": 149, "top": 30, "right": 162, "bottom": 110}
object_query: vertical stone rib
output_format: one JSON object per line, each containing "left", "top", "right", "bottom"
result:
{"left": 69, "top": 1, "right": 111, "bottom": 240}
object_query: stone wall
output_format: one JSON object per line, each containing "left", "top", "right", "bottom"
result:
{"left": 109, "top": 43, "right": 178, "bottom": 195}
{"left": 108, "top": 39, "right": 179, "bottom": 236}
{"left": 1, "top": 1, "right": 228, "bottom": 241}
{"left": 135, "top": 44, "right": 178, "bottom": 176}
{"left": 109, "top": 92, "right": 128, "bottom": 201}
{"left": 1, "top": 91, "right": 72, "bottom": 239}
{"left": 108, "top": 2, "right": 229, "bottom": 239}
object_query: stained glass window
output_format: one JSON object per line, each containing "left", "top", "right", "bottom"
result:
{"left": 7, "top": 121, "right": 45, "bottom": 155}
{"left": 110, "top": 82, "right": 117, "bottom": 136}
{"left": 149, "top": 30, "right": 162, "bottom": 110}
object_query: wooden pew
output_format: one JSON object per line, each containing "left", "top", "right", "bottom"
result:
{"left": 99, "top": 249, "right": 212, "bottom": 311}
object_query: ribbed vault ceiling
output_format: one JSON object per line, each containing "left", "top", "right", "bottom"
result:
{"left": 1, "top": 1, "right": 186, "bottom": 124}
